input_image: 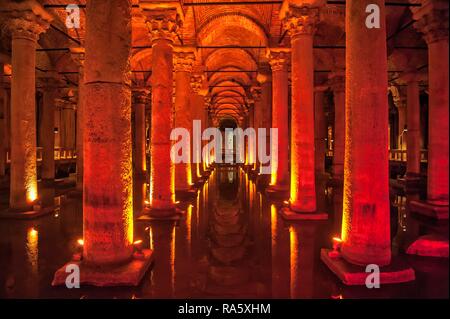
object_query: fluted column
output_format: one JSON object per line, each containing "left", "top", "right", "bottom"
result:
{"left": 144, "top": 7, "right": 182, "bottom": 213}
{"left": 412, "top": 0, "right": 449, "bottom": 208}
{"left": 341, "top": 0, "right": 391, "bottom": 265}
{"left": 3, "top": 5, "right": 51, "bottom": 211}
{"left": 329, "top": 71, "right": 345, "bottom": 183}
{"left": 282, "top": 4, "right": 320, "bottom": 214}
{"left": 70, "top": 48, "right": 85, "bottom": 191}
{"left": 267, "top": 49, "right": 289, "bottom": 190}
{"left": 39, "top": 72, "right": 59, "bottom": 182}
{"left": 314, "top": 86, "right": 327, "bottom": 176}
{"left": 82, "top": 0, "right": 134, "bottom": 265}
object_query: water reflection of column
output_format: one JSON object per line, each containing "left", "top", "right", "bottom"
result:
{"left": 271, "top": 205, "right": 290, "bottom": 297}
{"left": 289, "top": 224, "right": 315, "bottom": 299}
{"left": 150, "top": 221, "right": 176, "bottom": 298}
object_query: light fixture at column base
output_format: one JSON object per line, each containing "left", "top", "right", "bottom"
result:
{"left": 0, "top": 205, "right": 55, "bottom": 219}
{"left": 320, "top": 248, "right": 415, "bottom": 286}
{"left": 137, "top": 207, "right": 184, "bottom": 221}
{"left": 410, "top": 200, "right": 449, "bottom": 220}
{"left": 52, "top": 249, "right": 153, "bottom": 287}
{"left": 279, "top": 207, "right": 328, "bottom": 221}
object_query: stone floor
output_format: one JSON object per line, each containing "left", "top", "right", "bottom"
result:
{"left": 0, "top": 167, "right": 448, "bottom": 299}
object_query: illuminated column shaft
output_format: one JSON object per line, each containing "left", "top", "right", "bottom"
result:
{"left": 132, "top": 90, "right": 149, "bottom": 179}
{"left": 71, "top": 50, "right": 85, "bottom": 191}
{"left": 412, "top": 1, "right": 449, "bottom": 205}
{"left": 268, "top": 50, "right": 289, "bottom": 187}
{"left": 83, "top": 0, "right": 134, "bottom": 265}
{"left": 404, "top": 73, "right": 421, "bottom": 177}
{"left": 341, "top": 0, "right": 391, "bottom": 266}
{"left": 190, "top": 73, "right": 204, "bottom": 179}
{"left": 251, "top": 86, "right": 262, "bottom": 170}
{"left": 147, "top": 13, "right": 179, "bottom": 209}
{"left": 6, "top": 11, "right": 51, "bottom": 210}
{"left": 0, "top": 66, "right": 6, "bottom": 177}
{"left": 314, "top": 86, "right": 327, "bottom": 175}
{"left": 174, "top": 51, "right": 194, "bottom": 190}
{"left": 329, "top": 72, "right": 345, "bottom": 181}
{"left": 40, "top": 74, "right": 59, "bottom": 181}
{"left": 284, "top": 6, "right": 318, "bottom": 212}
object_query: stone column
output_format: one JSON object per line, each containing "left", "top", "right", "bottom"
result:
{"left": 3, "top": 6, "right": 51, "bottom": 211}
{"left": 281, "top": 4, "right": 323, "bottom": 218}
{"left": 82, "top": 0, "right": 134, "bottom": 265}
{"left": 190, "top": 72, "right": 205, "bottom": 181}
{"left": 0, "top": 64, "right": 6, "bottom": 177}
{"left": 314, "top": 86, "right": 327, "bottom": 176}
{"left": 132, "top": 89, "right": 149, "bottom": 179}
{"left": 258, "top": 69, "right": 272, "bottom": 176}
{"left": 329, "top": 71, "right": 345, "bottom": 183}
{"left": 412, "top": 0, "right": 449, "bottom": 209}
{"left": 173, "top": 49, "right": 195, "bottom": 193}
{"left": 267, "top": 49, "right": 289, "bottom": 191}
{"left": 250, "top": 86, "right": 262, "bottom": 172}
{"left": 403, "top": 72, "right": 421, "bottom": 180}
{"left": 70, "top": 48, "right": 85, "bottom": 191}
{"left": 39, "top": 72, "right": 59, "bottom": 182}
{"left": 341, "top": 0, "right": 391, "bottom": 265}
{"left": 144, "top": 6, "right": 181, "bottom": 213}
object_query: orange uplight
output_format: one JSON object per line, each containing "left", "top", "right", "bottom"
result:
{"left": 332, "top": 237, "right": 342, "bottom": 243}
{"left": 77, "top": 238, "right": 84, "bottom": 246}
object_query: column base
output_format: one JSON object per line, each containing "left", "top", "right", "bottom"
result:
{"left": 0, "top": 204, "right": 55, "bottom": 219}
{"left": 406, "top": 234, "right": 449, "bottom": 258}
{"left": 52, "top": 249, "right": 153, "bottom": 287}
{"left": 279, "top": 207, "right": 328, "bottom": 221}
{"left": 409, "top": 200, "right": 449, "bottom": 220}
{"left": 137, "top": 207, "right": 184, "bottom": 221}
{"left": 320, "top": 248, "right": 415, "bottom": 286}
{"left": 265, "top": 185, "right": 289, "bottom": 200}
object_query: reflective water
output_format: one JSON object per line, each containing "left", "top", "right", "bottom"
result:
{"left": 0, "top": 167, "right": 448, "bottom": 298}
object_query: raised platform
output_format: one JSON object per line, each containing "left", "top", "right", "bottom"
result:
{"left": 137, "top": 207, "right": 184, "bottom": 221}
{"left": 280, "top": 207, "right": 328, "bottom": 221}
{"left": 0, "top": 205, "right": 55, "bottom": 219}
{"left": 406, "top": 234, "right": 449, "bottom": 258}
{"left": 52, "top": 249, "right": 153, "bottom": 287}
{"left": 410, "top": 200, "right": 449, "bottom": 220}
{"left": 321, "top": 249, "right": 415, "bottom": 286}
{"left": 265, "top": 185, "right": 289, "bottom": 200}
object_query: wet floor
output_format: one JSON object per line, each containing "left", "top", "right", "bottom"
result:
{"left": 0, "top": 167, "right": 448, "bottom": 298}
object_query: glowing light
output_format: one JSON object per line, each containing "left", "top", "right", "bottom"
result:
{"left": 26, "top": 227, "right": 38, "bottom": 273}
{"left": 77, "top": 238, "right": 84, "bottom": 246}
{"left": 27, "top": 186, "right": 38, "bottom": 204}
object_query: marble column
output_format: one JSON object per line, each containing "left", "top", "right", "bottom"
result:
{"left": 82, "top": 0, "right": 134, "bottom": 265}
{"left": 173, "top": 49, "right": 195, "bottom": 193}
{"left": 250, "top": 86, "right": 262, "bottom": 172}
{"left": 403, "top": 72, "right": 421, "bottom": 180}
{"left": 341, "top": 0, "right": 391, "bottom": 265}
{"left": 329, "top": 71, "right": 345, "bottom": 183}
{"left": 132, "top": 89, "right": 149, "bottom": 180}
{"left": 412, "top": 0, "right": 449, "bottom": 208}
{"left": 190, "top": 72, "right": 205, "bottom": 181}
{"left": 314, "top": 86, "right": 327, "bottom": 176}
{"left": 267, "top": 49, "right": 289, "bottom": 190}
{"left": 282, "top": 4, "right": 320, "bottom": 216}
{"left": 70, "top": 48, "right": 85, "bottom": 191}
{"left": 39, "top": 72, "right": 59, "bottom": 182}
{"left": 145, "top": 7, "right": 181, "bottom": 213}
{"left": 258, "top": 69, "right": 272, "bottom": 176}
{"left": 4, "top": 6, "right": 51, "bottom": 211}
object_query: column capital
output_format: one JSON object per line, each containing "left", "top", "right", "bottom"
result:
{"left": 267, "top": 48, "right": 290, "bottom": 72}
{"left": 1, "top": 1, "right": 53, "bottom": 41}
{"left": 281, "top": 4, "right": 321, "bottom": 38}
{"left": 132, "top": 89, "right": 150, "bottom": 105}
{"left": 69, "top": 47, "right": 85, "bottom": 68}
{"left": 250, "top": 86, "right": 262, "bottom": 102}
{"left": 410, "top": 0, "right": 449, "bottom": 44}
{"left": 140, "top": 2, "right": 184, "bottom": 44}
{"left": 190, "top": 73, "right": 204, "bottom": 93}
{"left": 173, "top": 48, "right": 196, "bottom": 73}
{"left": 328, "top": 71, "right": 345, "bottom": 93}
